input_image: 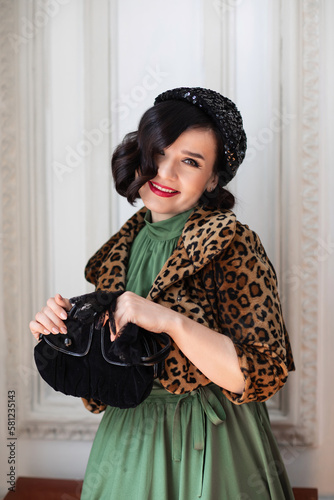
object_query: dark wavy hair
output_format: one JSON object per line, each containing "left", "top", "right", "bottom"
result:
{"left": 111, "top": 100, "right": 235, "bottom": 209}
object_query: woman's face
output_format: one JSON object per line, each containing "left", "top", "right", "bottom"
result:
{"left": 138, "top": 128, "right": 218, "bottom": 222}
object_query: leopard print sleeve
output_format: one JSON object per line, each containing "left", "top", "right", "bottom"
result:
{"left": 213, "top": 222, "right": 295, "bottom": 404}
{"left": 84, "top": 233, "right": 119, "bottom": 286}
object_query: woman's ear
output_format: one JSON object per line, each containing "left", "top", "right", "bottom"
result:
{"left": 208, "top": 173, "right": 219, "bottom": 192}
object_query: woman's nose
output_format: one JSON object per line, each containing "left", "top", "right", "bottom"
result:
{"left": 158, "top": 158, "right": 177, "bottom": 180}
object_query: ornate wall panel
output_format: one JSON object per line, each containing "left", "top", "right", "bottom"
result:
{"left": 0, "top": 0, "right": 115, "bottom": 441}
{"left": 1, "top": 0, "right": 209, "bottom": 442}
{"left": 0, "top": 0, "right": 322, "bottom": 446}
{"left": 204, "top": 0, "right": 321, "bottom": 446}
{"left": 297, "top": 0, "right": 320, "bottom": 446}
{"left": 0, "top": 0, "right": 20, "bottom": 410}
{"left": 274, "top": 0, "right": 321, "bottom": 446}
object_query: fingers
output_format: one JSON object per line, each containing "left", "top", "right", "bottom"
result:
{"left": 114, "top": 291, "right": 173, "bottom": 336}
{"left": 35, "top": 307, "right": 68, "bottom": 334}
{"left": 114, "top": 291, "right": 156, "bottom": 333}
{"left": 29, "top": 320, "right": 43, "bottom": 341}
{"left": 46, "top": 294, "right": 72, "bottom": 323}
{"left": 108, "top": 321, "right": 118, "bottom": 342}
{"left": 54, "top": 293, "right": 72, "bottom": 312}
{"left": 29, "top": 294, "right": 71, "bottom": 340}
{"left": 114, "top": 296, "right": 125, "bottom": 334}
{"left": 114, "top": 291, "right": 136, "bottom": 334}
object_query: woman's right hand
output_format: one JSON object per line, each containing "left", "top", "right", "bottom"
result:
{"left": 29, "top": 293, "right": 72, "bottom": 341}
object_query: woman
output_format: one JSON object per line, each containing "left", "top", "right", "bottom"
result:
{"left": 30, "top": 87, "right": 295, "bottom": 499}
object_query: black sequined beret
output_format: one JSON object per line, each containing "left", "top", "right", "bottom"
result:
{"left": 154, "top": 87, "right": 247, "bottom": 186}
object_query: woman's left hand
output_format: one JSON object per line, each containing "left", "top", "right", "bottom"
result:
{"left": 114, "top": 291, "right": 177, "bottom": 336}
{"left": 115, "top": 292, "right": 245, "bottom": 394}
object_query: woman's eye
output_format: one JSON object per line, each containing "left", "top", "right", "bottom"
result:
{"left": 183, "top": 158, "right": 199, "bottom": 168}
{"left": 154, "top": 151, "right": 165, "bottom": 164}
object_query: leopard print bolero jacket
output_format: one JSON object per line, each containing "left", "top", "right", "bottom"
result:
{"left": 83, "top": 205, "right": 295, "bottom": 412}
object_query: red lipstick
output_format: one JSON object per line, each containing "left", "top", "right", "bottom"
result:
{"left": 148, "top": 181, "right": 180, "bottom": 198}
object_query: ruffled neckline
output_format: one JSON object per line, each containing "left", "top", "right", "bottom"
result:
{"left": 144, "top": 209, "right": 194, "bottom": 242}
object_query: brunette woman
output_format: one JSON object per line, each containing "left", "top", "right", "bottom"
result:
{"left": 30, "top": 87, "right": 295, "bottom": 499}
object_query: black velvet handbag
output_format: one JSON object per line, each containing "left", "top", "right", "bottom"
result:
{"left": 34, "top": 291, "right": 171, "bottom": 409}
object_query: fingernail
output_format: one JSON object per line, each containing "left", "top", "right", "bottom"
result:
{"left": 60, "top": 312, "right": 67, "bottom": 320}
{"left": 52, "top": 327, "right": 59, "bottom": 334}
{"left": 60, "top": 326, "right": 67, "bottom": 334}
{"left": 43, "top": 329, "right": 50, "bottom": 335}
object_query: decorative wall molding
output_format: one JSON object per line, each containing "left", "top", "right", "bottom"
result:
{"left": 203, "top": 0, "right": 236, "bottom": 98}
{"left": 19, "top": 417, "right": 100, "bottom": 441}
{"left": 0, "top": 0, "right": 20, "bottom": 400}
{"left": 294, "top": 0, "right": 320, "bottom": 446}
{"left": 0, "top": 0, "right": 110, "bottom": 441}
{"left": 272, "top": 0, "right": 321, "bottom": 447}
{"left": 1, "top": 0, "right": 322, "bottom": 444}
{"left": 13, "top": 0, "right": 117, "bottom": 440}
{"left": 203, "top": 0, "right": 321, "bottom": 446}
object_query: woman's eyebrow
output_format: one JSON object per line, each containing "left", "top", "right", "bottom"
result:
{"left": 181, "top": 150, "right": 205, "bottom": 160}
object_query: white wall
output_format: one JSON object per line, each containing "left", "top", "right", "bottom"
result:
{"left": 0, "top": 0, "right": 333, "bottom": 498}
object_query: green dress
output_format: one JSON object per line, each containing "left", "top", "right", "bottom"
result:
{"left": 81, "top": 210, "right": 294, "bottom": 500}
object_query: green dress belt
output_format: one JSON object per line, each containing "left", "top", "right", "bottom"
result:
{"left": 172, "top": 385, "right": 226, "bottom": 497}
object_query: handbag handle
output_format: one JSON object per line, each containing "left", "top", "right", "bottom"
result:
{"left": 140, "top": 332, "right": 171, "bottom": 366}
{"left": 100, "top": 327, "right": 171, "bottom": 367}
{"left": 40, "top": 318, "right": 171, "bottom": 370}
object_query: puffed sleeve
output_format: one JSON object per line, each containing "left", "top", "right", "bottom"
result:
{"left": 214, "top": 222, "right": 295, "bottom": 404}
